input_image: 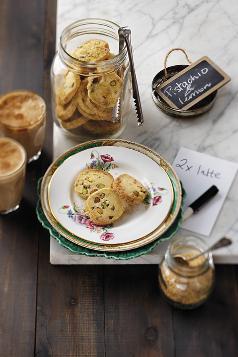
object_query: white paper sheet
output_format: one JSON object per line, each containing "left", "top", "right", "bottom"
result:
{"left": 173, "top": 147, "right": 238, "bottom": 236}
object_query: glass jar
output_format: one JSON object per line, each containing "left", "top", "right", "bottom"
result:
{"left": 51, "top": 19, "right": 131, "bottom": 140}
{"left": 159, "top": 236, "right": 215, "bottom": 309}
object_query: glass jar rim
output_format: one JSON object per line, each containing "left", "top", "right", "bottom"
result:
{"left": 59, "top": 18, "right": 128, "bottom": 73}
{"left": 166, "top": 236, "right": 213, "bottom": 277}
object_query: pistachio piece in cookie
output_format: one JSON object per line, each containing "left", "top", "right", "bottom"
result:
{"left": 86, "top": 188, "right": 125, "bottom": 226}
{"left": 72, "top": 39, "right": 110, "bottom": 62}
{"left": 87, "top": 72, "right": 122, "bottom": 108}
{"left": 58, "top": 71, "right": 80, "bottom": 105}
{"left": 74, "top": 169, "right": 114, "bottom": 200}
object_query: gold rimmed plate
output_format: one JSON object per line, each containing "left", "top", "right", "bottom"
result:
{"left": 41, "top": 139, "right": 182, "bottom": 251}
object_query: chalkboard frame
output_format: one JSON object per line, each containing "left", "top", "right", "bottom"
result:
{"left": 156, "top": 56, "right": 230, "bottom": 110}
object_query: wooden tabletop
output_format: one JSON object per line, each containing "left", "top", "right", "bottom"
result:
{"left": 0, "top": 1, "right": 238, "bottom": 356}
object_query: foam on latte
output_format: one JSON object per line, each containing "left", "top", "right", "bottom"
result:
{"left": 0, "top": 91, "right": 45, "bottom": 129}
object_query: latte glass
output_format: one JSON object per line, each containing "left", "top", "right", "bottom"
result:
{"left": 0, "top": 91, "right": 46, "bottom": 162}
{"left": 0, "top": 137, "right": 26, "bottom": 214}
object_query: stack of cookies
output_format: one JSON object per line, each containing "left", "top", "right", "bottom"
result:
{"left": 55, "top": 39, "right": 124, "bottom": 137}
{"left": 74, "top": 169, "right": 148, "bottom": 226}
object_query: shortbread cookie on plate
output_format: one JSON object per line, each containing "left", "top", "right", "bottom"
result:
{"left": 86, "top": 188, "right": 125, "bottom": 226}
{"left": 72, "top": 39, "right": 110, "bottom": 62}
{"left": 87, "top": 72, "right": 122, "bottom": 108}
{"left": 74, "top": 168, "right": 114, "bottom": 199}
{"left": 113, "top": 174, "right": 148, "bottom": 208}
{"left": 58, "top": 71, "right": 80, "bottom": 105}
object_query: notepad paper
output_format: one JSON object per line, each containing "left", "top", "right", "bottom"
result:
{"left": 173, "top": 147, "right": 238, "bottom": 236}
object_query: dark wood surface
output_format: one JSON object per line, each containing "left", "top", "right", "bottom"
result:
{"left": 0, "top": 1, "right": 238, "bottom": 356}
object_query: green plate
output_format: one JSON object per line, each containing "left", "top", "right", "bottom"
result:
{"left": 36, "top": 180, "right": 185, "bottom": 260}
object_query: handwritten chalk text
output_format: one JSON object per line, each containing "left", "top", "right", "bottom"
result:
{"left": 163, "top": 67, "right": 209, "bottom": 98}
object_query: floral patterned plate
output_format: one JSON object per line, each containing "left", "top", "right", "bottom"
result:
{"left": 41, "top": 139, "right": 182, "bottom": 251}
{"left": 36, "top": 185, "right": 185, "bottom": 260}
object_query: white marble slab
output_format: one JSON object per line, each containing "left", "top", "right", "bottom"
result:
{"left": 50, "top": 0, "right": 238, "bottom": 264}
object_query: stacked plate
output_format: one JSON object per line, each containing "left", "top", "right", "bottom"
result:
{"left": 37, "top": 139, "right": 184, "bottom": 260}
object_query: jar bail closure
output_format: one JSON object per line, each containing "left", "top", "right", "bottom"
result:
{"left": 164, "top": 48, "right": 192, "bottom": 78}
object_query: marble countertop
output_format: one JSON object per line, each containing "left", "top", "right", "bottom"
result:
{"left": 51, "top": 0, "right": 238, "bottom": 264}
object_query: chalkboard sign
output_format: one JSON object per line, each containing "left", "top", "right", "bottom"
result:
{"left": 157, "top": 56, "right": 230, "bottom": 110}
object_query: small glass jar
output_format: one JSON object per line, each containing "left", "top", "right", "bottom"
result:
{"left": 51, "top": 19, "right": 131, "bottom": 140}
{"left": 159, "top": 236, "right": 215, "bottom": 309}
